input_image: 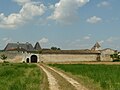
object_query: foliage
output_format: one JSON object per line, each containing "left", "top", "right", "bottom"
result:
{"left": 110, "top": 52, "right": 120, "bottom": 61}
{"left": 51, "top": 47, "right": 61, "bottom": 50}
{"left": 0, "top": 63, "right": 41, "bottom": 90}
{"left": 0, "top": 54, "right": 7, "bottom": 60}
{"left": 50, "top": 64, "right": 120, "bottom": 90}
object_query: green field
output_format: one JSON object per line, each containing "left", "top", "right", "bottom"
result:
{"left": 50, "top": 64, "right": 120, "bottom": 90}
{"left": 0, "top": 63, "right": 41, "bottom": 90}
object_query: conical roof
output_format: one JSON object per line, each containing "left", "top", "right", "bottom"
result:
{"left": 34, "top": 42, "right": 41, "bottom": 50}
{"left": 91, "top": 42, "right": 101, "bottom": 50}
{"left": 94, "top": 42, "right": 101, "bottom": 48}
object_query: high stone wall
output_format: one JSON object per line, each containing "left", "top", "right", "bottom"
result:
{"left": 40, "top": 54, "right": 99, "bottom": 63}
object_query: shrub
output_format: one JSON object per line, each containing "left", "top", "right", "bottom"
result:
{"left": 113, "top": 59, "right": 120, "bottom": 62}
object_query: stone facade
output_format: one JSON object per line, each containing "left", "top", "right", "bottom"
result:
{"left": 22, "top": 53, "right": 40, "bottom": 63}
{"left": 100, "top": 48, "right": 115, "bottom": 61}
{"left": 40, "top": 54, "right": 99, "bottom": 63}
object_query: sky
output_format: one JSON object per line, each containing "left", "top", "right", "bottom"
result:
{"left": 0, "top": 0, "right": 120, "bottom": 50}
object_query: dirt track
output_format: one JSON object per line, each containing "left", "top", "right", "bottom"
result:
{"left": 45, "top": 61, "right": 120, "bottom": 65}
{"left": 38, "top": 64, "right": 88, "bottom": 90}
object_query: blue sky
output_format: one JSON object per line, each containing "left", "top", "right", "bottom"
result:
{"left": 0, "top": 0, "right": 120, "bottom": 50}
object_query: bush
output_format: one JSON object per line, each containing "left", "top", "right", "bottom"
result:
{"left": 0, "top": 54, "right": 7, "bottom": 60}
{"left": 113, "top": 59, "right": 120, "bottom": 62}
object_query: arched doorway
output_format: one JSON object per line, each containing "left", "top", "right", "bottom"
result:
{"left": 31, "top": 55, "right": 37, "bottom": 63}
{"left": 26, "top": 58, "right": 29, "bottom": 63}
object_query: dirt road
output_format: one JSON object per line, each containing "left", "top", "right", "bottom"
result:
{"left": 38, "top": 64, "right": 88, "bottom": 90}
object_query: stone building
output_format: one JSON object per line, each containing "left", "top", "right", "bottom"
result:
{"left": 2, "top": 42, "right": 116, "bottom": 63}
{"left": 100, "top": 48, "right": 116, "bottom": 61}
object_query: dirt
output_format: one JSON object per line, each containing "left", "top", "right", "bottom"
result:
{"left": 38, "top": 64, "right": 88, "bottom": 90}
{"left": 38, "top": 64, "right": 59, "bottom": 90}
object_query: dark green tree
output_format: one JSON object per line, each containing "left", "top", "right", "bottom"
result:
{"left": 0, "top": 54, "right": 7, "bottom": 61}
{"left": 110, "top": 52, "right": 120, "bottom": 61}
{"left": 51, "top": 47, "right": 61, "bottom": 50}
{"left": 51, "top": 47, "right": 58, "bottom": 50}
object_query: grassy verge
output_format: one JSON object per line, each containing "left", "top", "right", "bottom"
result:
{"left": 0, "top": 63, "right": 41, "bottom": 90}
{"left": 50, "top": 64, "right": 120, "bottom": 90}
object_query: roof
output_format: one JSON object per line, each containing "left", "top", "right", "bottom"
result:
{"left": 4, "top": 42, "right": 35, "bottom": 51}
{"left": 41, "top": 50, "right": 101, "bottom": 54}
{"left": 91, "top": 42, "right": 101, "bottom": 50}
{"left": 34, "top": 42, "right": 41, "bottom": 50}
{"left": 101, "top": 48, "right": 116, "bottom": 51}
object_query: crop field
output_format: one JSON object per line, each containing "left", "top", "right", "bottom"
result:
{"left": 50, "top": 64, "right": 120, "bottom": 90}
{"left": 0, "top": 63, "right": 41, "bottom": 90}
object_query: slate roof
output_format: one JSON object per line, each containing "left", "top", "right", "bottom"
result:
{"left": 34, "top": 42, "right": 41, "bottom": 50}
{"left": 4, "top": 42, "right": 35, "bottom": 51}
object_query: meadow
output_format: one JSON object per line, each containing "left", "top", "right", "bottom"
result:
{"left": 0, "top": 63, "right": 41, "bottom": 90}
{"left": 50, "top": 64, "right": 120, "bottom": 90}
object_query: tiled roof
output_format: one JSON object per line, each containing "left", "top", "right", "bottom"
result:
{"left": 4, "top": 42, "right": 35, "bottom": 51}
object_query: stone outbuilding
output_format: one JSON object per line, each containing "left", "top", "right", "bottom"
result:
{"left": 100, "top": 48, "right": 116, "bottom": 61}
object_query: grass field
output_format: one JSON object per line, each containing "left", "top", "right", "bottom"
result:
{"left": 50, "top": 64, "right": 120, "bottom": 90}
{"left": 0, "top": 63, "right": 41, "bottom": 90}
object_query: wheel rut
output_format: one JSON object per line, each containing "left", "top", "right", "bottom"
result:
{"left": 38, "top": 64, "right": 59, "bottom": 90}
{"left": 38, "top": 64, "right": 88, "bottom": 90}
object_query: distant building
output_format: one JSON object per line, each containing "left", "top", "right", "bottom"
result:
{"left": 34, "top": 42, "right": 41, "bottom": 51}
{"left": 91, "top": 42, "right": 101, "bottom": 51}
{"left": 100, "top": 48, "right": 116, "bottom": 61}
{"left": 4, "top": 42, "right": 41, "bottom": 52}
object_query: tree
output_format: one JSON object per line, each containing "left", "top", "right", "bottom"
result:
{"left": 51, "top": 47, "right": 61, "bottom": 50}
{"left": 110, "top": 52, "right": 120, "bottom": 61}
{"left": 51, "top": 47, "right": 58, "bottom": 50}
{"left": 0, "top": 54, "right": 7, "bottom": 61}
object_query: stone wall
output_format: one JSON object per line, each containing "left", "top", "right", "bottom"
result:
{"left": 100, "top": 48, "right": 115, "bottom": 61}
{"left": 40, "top": 54, "right": 99, "bottom": 63}
{"left": 101, "top": 55, "right": 112, "bottom": 61}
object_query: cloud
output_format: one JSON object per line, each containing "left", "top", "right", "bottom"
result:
{"left": 2, "top": 37, "right": 13, "bottom": 43}
{"left": 97, "top": 1, "right": 110, "bottom": 8}
{"left": 39, "top": 38, "right": 49, "bottom": 44}
{"left": 0, "top": 1, "right": 46, "bottom": 29}
{"left": 98, "top": 40, "right": 104, "bottom": 44}
{"left": 83, "top": 36, "right": 90, "bottom": 40}
{"left": 13, "top": 0, "right": 31, "bottom": 5}
{"left": 106, "top": 37, "right": 119, "bottom": 43}
{"left": 87, "top": 16, "right": 102, "bottom": 24}
{"left": 48, "top": 0, "right": 90, "bottom": 24}
{"left": 20, "top": 2, "right": 46, "bottom": 19}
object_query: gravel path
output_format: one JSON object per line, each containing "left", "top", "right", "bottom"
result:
{"left": 46, "top": 65, "right": 88, "bottom": 90}
{"left": 38, "top": 64, "right": 88, "bottom": 90}
{"left": 38, "top": 64, "right": 59, "bottom": 90}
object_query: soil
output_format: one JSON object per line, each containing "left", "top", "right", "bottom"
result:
{"left": 38, "top": 64, "right": 88, "bottom": 90}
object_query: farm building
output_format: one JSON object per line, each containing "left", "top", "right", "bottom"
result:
{"left": 22, "top": 53, "right": 40, "bottom": 63}
{"left": 100, "top": 48, "right": 116, "bottom": 61}
{"left": 4, "top": 42, "right": 41, "bottom": 52}
{"left": 2, "top": 42, "right": 116, "bottom": 63}
{"left": 91, "top": 42, "right": 101, "bottom": 51}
